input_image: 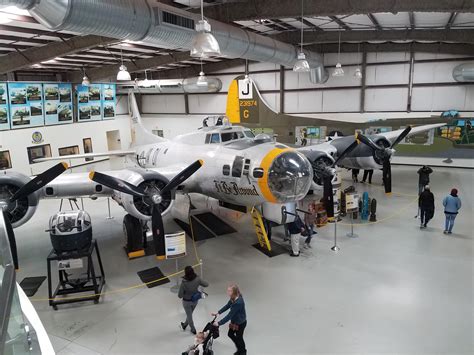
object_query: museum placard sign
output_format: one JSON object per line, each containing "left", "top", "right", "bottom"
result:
{"left": 164, "top": 231, "right": 186, "bottom": 259}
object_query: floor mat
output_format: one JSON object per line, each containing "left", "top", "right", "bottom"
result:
{"left": 252, "top": 241, "right": 289, "bottom": 257}
{"left": 137, "top": 267, "right": 170, "bottom": 288}
{"left": 193, "top": 212, "right": 237, "bottom": 236}
{"left": 19, "top": 276, "right": 46, "bottom": 297}
{"left": 174, "top": 218, "right": 215, "bottom": 241}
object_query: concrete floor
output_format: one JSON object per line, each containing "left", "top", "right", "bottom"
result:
{"left": 14, "top": 166, "right": 473, "bottom": 355}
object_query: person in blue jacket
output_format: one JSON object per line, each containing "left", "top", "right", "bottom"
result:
{"left": 443, "top": 188, "right": 462, "bottom": 234}
{"left": 212, "top": 284, "right": 247, "bottom": 355}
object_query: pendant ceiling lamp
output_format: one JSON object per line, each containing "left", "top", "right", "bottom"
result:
{"left": 116, "top": 45, "right": 131, "bottom": 81}
{"left": 332, "top": 31, "right": 344, "bottom": 77}
{"left": 191, "top": 0, "right": 221, "bottom": 58}
{"left": 142, "top": 70, "right": 152, "bottom": 87}
{"left": 293, "top": 0, "right": 310, "bottom": 72}
{"left": 81, "top": 67, "right": 90, "bottom": 86}
{"left": 354, "top": 43, "right": 363, "bottom": 79}
{"left": 196, "top": 61, "right": 209, "bottom": 87}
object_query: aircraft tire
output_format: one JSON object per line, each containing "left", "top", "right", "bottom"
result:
{"left": 123, "top": 214, "right": 143, "bottom": 253}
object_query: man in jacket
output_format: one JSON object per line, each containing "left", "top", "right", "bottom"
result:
{"left": 287, "top": 215, "right": 306, "bottom": 257}
{"left": 418, "top": 185, "right": 435, "bottom": 228}
{"left": 417, "top": 165, "right": 433, "bottom": 194}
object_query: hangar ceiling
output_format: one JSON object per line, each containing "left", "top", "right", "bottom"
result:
{"left": 1, "top": 0, "right": 474, "bottom": 80}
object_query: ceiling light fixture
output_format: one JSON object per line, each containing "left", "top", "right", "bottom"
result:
{"left": 354, "top": 43, "right": 363, "bottom": 79}
{"left": 332, "top": 31, "right": 344, "bottom": 77}
{"left": 141, "top": 69, "right": 153, "bottom": 87}
{"left": 116, "top": 45, "right": 131, "bottom": 81}
{"left": 196, "top": 60, "right": 209, "bottom": 87}
{"left": 190, "top": 0, "right": 221, "bottom": 58}
{"left": 81, "top": 67, "right": 90, "bottom": 86}
{"left": 293, "top": 0, "right": 310, "bottom": 72}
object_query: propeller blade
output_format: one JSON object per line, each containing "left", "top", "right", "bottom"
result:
{"left": 161, "top": 160, "right": 203, "bottom": 195}
{"left": 2, "top": 211, "right": 18, "bottom": 270}
{"left": 382, "top": 159, "right": 392, "bottom": 194}
{"left": 151, "top": 204, "right": 166, "bottom": 260}
{"left": 322, "top": 176, "right": 334, "bottom": 218}
{"left": 356, "top": 133, "right": 383, "bottom": 152}
{"left": 333, "top": 140, "right": 359, "bottom": 166}
{"left": 10, "top": 162, "right": 68, "bottom": 202}
{"left": 391, "top": 126, "right": 412, "bottom": 148}
{"left": 89, "top": 171, "right": 146, "bottom": 197}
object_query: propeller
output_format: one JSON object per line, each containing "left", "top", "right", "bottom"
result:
{"left": 312, "top": 139, "right": 360, "bottom": 218}
{"left": 1, "top": 162, "right": 68, "bottom": 269}
{"left": 89, "top": 160, "right": 203, "bottom": 259}
{"left": 357, "top": 126, "right": 412, "bottom": 194}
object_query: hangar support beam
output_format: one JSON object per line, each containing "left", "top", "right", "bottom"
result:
{"left": 0, "top": 35, "right": 117, "bottom": 75}
{"left": 274, "top": 29, "right": 474, "bottom": 45}
{"left": 67, "top": 52, "right": 193, "bottom": 82}
{"left": 199, "top": 0, "right": 474, "bottom": 22}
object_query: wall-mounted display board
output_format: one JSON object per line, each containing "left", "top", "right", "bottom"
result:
{"left": 0, "top": 83, "right": 9, "bottom": 131}
{"left": 102, "top": 84, "right": 116, "bottom": 119}
{"left": 8, "top": 82, "right": 44, "bottom": 129}
{"left": 77, "top": 84, "right": 103, "bottom": 122}
{"left": 44, "top": 83, "right": 73, "bottom": 125}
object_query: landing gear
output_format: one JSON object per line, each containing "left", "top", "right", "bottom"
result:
{"left": 123, "top": 214, "right": 145, "bottom": 258}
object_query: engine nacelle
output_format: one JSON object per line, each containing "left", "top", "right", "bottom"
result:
{"left": 302, "top": 150, "right": 336, "bottom": 186}
{"left": 111, "top": 169, "right": 174, "bottom": 221}
{"left": 371, "top": 136, "right": 391, "bottom": 165}
{"left": 0, "top": 171, "right": 39, "bottom": 228}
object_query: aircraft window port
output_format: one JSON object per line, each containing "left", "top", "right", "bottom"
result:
{"left": 243, "top": 159, "right": 251, "bottom": 175}
{"left": 222, "top": 131, "right": 244, "bottom": 142}
{"left": 253, "top": 168, "right": 264, "bottom": 178}
{"left": 205, "top": 134, "right": 211, "bottom": 144}
{"left": 95, "top": 185, "right": 103, "bottom": 192}
{"left": 244, "top": 130, "right": 255, "bottom": 138}
{"left": 145, "top": 149, "right": 153, "bottom": 163}
{"left": 232, "top": 156, "right": 244, "bottom": 177}
{"left": 45, "top": 187, "right": 54, "bottom": 196}
{"left": 222, "top": 165, "right": 230, "bottom": 176}
{"left": 210, "top": 133, "right": 220, "bottom": 144}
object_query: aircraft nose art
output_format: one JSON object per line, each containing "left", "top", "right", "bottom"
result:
{"left": 257, "top": 148, "right": 313, "bottom": 203}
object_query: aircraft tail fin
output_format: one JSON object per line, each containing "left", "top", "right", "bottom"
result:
{"left": 128, "top": 91, "right": 166, "bottom": 146}
{"left": 225, "top": 76, "right": 277, "bottom": 125}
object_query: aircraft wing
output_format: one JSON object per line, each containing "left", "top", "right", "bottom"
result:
{"left": 379, "top": 123, "right": 446, "bottom": 142}
{"left": 34, "top": 150, "right": 136, "bottom": 163}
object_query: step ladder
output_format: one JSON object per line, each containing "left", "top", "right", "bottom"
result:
{"left": 250, "top": 207, "right": 272, "bottom": 252}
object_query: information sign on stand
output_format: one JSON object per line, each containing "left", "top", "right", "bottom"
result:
{"left": 165, "top": 231, "right": 186, "bottom": 259}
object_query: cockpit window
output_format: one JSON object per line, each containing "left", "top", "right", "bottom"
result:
{"left": 210, "top": 133, "right": 220, "bottom": 144}
{"left": 244, "top": 130, "right": 255, "bottom": 138}
{"left": 222, "top": 131, "right": 244, "bottom": 142}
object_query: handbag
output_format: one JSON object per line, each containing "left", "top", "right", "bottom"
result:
{"left": 191, "top": 291, "right": 202, "bottom": 303}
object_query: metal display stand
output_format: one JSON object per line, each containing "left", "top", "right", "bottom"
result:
{"left": 331, "top": 216, "right": 340, "bottom": 252}
{"left": 46, "top": 239, "right": 105, "bottom": 310}
{"left": 346, "top": 212, "right": 358, "bottom": 238}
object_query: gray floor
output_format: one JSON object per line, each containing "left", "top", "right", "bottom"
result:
{"left": 14, "top": 166, "right": 473, "bottom": 355}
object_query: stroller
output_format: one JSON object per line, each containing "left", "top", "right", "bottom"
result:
{"left": 182, "top": 317, "right": 219, "bottom": 355}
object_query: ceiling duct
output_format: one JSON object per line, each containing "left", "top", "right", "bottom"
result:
{"left": 453, "top": 63, "right": 474, "bottom": 82}
{"left": 117, "top": 78, "right": 222, "bottom": 94}
{"left": 0, "top": 0, "right": 328, "bottom": 83}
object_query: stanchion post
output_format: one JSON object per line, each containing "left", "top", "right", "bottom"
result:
{"left": 331, "top": 216, "right": 340, "bottom": 252}
{"left": 170, "top": 258, "right": 180, "bottom": 293}
{"left": 106, "top": 198, "right": 114, "bottom": 220}
{"left": 346, "top": 212, "right": 359, "bottom": 238}
{"left": 199, "top": 259, "right": 203, "bottom": 278}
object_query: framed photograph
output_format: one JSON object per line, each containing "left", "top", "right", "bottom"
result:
{"left": 27, "top": 144, "right": 51, "bottom": 164}
{"left": 58, "top": 145, "right": 79, "bottom": 156}
{"left": 0, "top": 150, "right": 12, "bottom": 170}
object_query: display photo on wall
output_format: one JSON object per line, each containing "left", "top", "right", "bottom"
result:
{"left": 89, "top": 85, "right": 101, "bottom": 101}
{"left": 59, "top": 84, "right": 72, "bottom": 102}
{"left": 79, "top": 105, "right": 91, "bottom": 120}
{"left": 0, "top": 83, "right": 9, "bottom": 130}
{"left": 11, "top": 105, "right": 30, "bottom": 126}
{"left": 58, "top": 104, "right": 72, "bottom": 121}
{"left": 102, "top": 84, "right": 116, "bottom": 120}
{"left": 0, "top": 107, "right": 7, "bottom": 123}
{"left": 8, "top": 82, "right": 45, "bottom": 129}
{"left": 0, "top": 83, "right": 7, "bottom": 105}
{"left": 45, "top": 83, "right": 72, "bottom": 125}
{"left": 44, "top": 84, "right": 59, "bottom": 101}
{"left": 0, "top": 150, "right": 12, "bottom": 170}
